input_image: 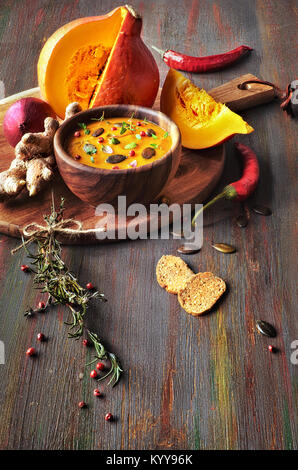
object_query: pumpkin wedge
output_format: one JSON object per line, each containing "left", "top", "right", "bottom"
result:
{"left": 38, "top": 5, "right": 159, "bottom": 118}
{"left": 160, "top": 69, "right": 253, "bottom": 149}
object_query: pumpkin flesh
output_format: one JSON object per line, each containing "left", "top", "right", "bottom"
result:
{"left": 160, "top": 69, "right": 254, "bottom": 149}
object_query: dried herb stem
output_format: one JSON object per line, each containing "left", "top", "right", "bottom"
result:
{"left": 16, "top": 195, "right": 122, "bottom": 386}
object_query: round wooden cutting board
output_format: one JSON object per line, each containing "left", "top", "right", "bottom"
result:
{"left": 0, "top": 88, "right": 225, "bottom": 244}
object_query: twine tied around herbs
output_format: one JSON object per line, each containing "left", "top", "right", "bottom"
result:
{"left": 11, "top": 218, "right": 83, "bottom": 254}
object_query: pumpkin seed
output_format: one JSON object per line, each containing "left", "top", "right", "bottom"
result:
{"left": 253, "top": 205, "right": 272, "bottom": 216}
{"left": 83, "top": 143, "right": 97, "bottom": 155}
{"left": 256, "top": 320, "right": 277, "bottom": 337}
{"left": 142, "top": 147, "right": 156, "bottom": 159}
{"left": 177, "top": 245, "right": 201, "bottom": 255}
{"left": 106, "top": 154, "right": 127, "bottom": 164}
{"left": 146, "top": 128, "right": 156, "bottom": 137}
{"left": 212, "top": 243, "right": 236, "bottom": 254}
{"left": 236, "top": 214, "right": 248, "bottom": 228}
{"left": 92, "top": 127, "right": 104, "bottom": 137}
{"left": 101, "top": 145, "right": 113, "bottom": 154}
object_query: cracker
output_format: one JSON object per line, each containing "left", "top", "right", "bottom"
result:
{"left": 178, "top": 272, "right": 226, "bottom": 315}
{"left": 156, "top": 255, "right": 194, "bottom": 294}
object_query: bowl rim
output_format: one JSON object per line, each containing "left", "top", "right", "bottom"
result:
{"left": 54, "top": 104, "right": 181, "bottom": 175}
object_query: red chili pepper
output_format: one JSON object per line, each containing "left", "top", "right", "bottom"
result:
{"left": 151, "top": 45, "right": 253, "bottom": 73}
{"left": 192, "top": 142, "right": 259, "bottom": 225}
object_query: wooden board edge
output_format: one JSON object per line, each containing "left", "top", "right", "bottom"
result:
{"left": 0, "top": 87, "right": 40, "bottom": 106}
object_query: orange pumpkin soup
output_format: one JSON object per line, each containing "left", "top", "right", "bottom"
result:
{"left": 66, "top": 116, "right": 172, "bottom": 169}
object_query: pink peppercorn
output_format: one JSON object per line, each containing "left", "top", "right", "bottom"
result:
{"left": 129, "top": 150, "right": 135, "bottom": 157}
{"left": 140, "top": 130, "right": 146, "bottom": 137}
{"left": 74, "top": 131, "right": 80, "bottom": 137}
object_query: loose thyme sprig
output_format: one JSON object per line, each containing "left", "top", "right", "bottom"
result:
{"left": 16, "top": 195, "right": 122, "bottom": 387}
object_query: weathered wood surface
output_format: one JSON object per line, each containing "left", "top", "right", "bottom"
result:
{"left": 0, "top": 0, "right": 297, "bottom": 450}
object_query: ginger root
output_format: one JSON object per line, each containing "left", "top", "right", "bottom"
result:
{"left": 0, "top": 102, "right": 81, "bottom": 201}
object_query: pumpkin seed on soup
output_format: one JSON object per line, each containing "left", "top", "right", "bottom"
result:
{"left": 106, "top": 154, "right": 127, "bottom": 164}
{"left": 83, "top": 143, "right": 97, "bottom": 155}
{"left": 142, "top": 147, "right": 156, "bottom": 159}
{"left": 146, "top": 128, "right": 156, "bottom": 137}
{"left": 92, "top": 127, "right": 104, "bottom": 137}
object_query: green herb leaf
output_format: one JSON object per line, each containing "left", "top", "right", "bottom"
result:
{"left": 83, "top": 143, "right": 97, "bottom": 155}
{"left": 150, "top": 143, "right": 159, "bottom": 149}
{"left": 151, "top": 133, "right": 158, "bottom": 139}
{"left": 109, "top": 137, "right": 120, "bottom": 145}
{"left": 90, "top": 156, "right": 95, "bottom": 163}
{"left": 135, "top": 134, "right": 141, "bottom": 140}
{"left": 124, "top": 142, "right": 137, "bottom": 149}
{"left": 120, "top": 123, "right": 127, "bottom": 135}
{"left": 163, "top": 131, "right": 169, "bottom": 139}
{"left": 78, "top": 123, "right": 90, "bottom": 135}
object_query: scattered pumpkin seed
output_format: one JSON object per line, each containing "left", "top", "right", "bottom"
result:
{"left": 253, "top": 205, "right": 272, "bottom": 216}
{"left": 106, "top": 154, "right": 127, "bottom": 164}
{"left": 236, "top": 214, "right": 248, "bottom": 228}
{"left": 256, "top": 320, "right": 277, "bottom": 337}
{"left": 212, "top": 243, "right": 236, "bottom": 254}
{"left": 177, "top": 245, "right": 200, "bottom": 254}
{"left": 92, "top": 127, "right": 104, "bottom": 137}
{"left": 146, "top": 128, "right": 156, "bottom": 137}
{"left": 142, "top": 147, "right": 156, "bottom": 159}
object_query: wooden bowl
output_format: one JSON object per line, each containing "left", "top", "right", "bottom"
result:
{"left": 54, "top": 105, "right": 181, "bottom": 207}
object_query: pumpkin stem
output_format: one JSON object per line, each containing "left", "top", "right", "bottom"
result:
{"left": 125, "top": 5, "right": 141, "bottom": 19}
{"left": 151, "top": 45, "right": 166, "bottom": 58}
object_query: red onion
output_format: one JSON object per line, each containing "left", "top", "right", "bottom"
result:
{"left": 3, "top": 97, "right": 56, "bottom": 147}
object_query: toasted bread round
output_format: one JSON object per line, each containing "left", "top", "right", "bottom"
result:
{"left": 178, "top": 272, "right": 226, "bottom": 315}
{"left": 156, "top": 255, "right": 194, "bottom": 294}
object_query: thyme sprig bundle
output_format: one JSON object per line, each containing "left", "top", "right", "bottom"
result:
{"left": 15, "top": 195, "right": 122, "bottom": 387}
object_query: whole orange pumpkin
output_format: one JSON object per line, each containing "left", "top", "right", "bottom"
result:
{"left": 38, "top": 5, "right": 159, "bottom": 118}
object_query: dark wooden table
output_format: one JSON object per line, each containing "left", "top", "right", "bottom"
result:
{"left": 0, "top": 0, "right": 297, "bottom": 450}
